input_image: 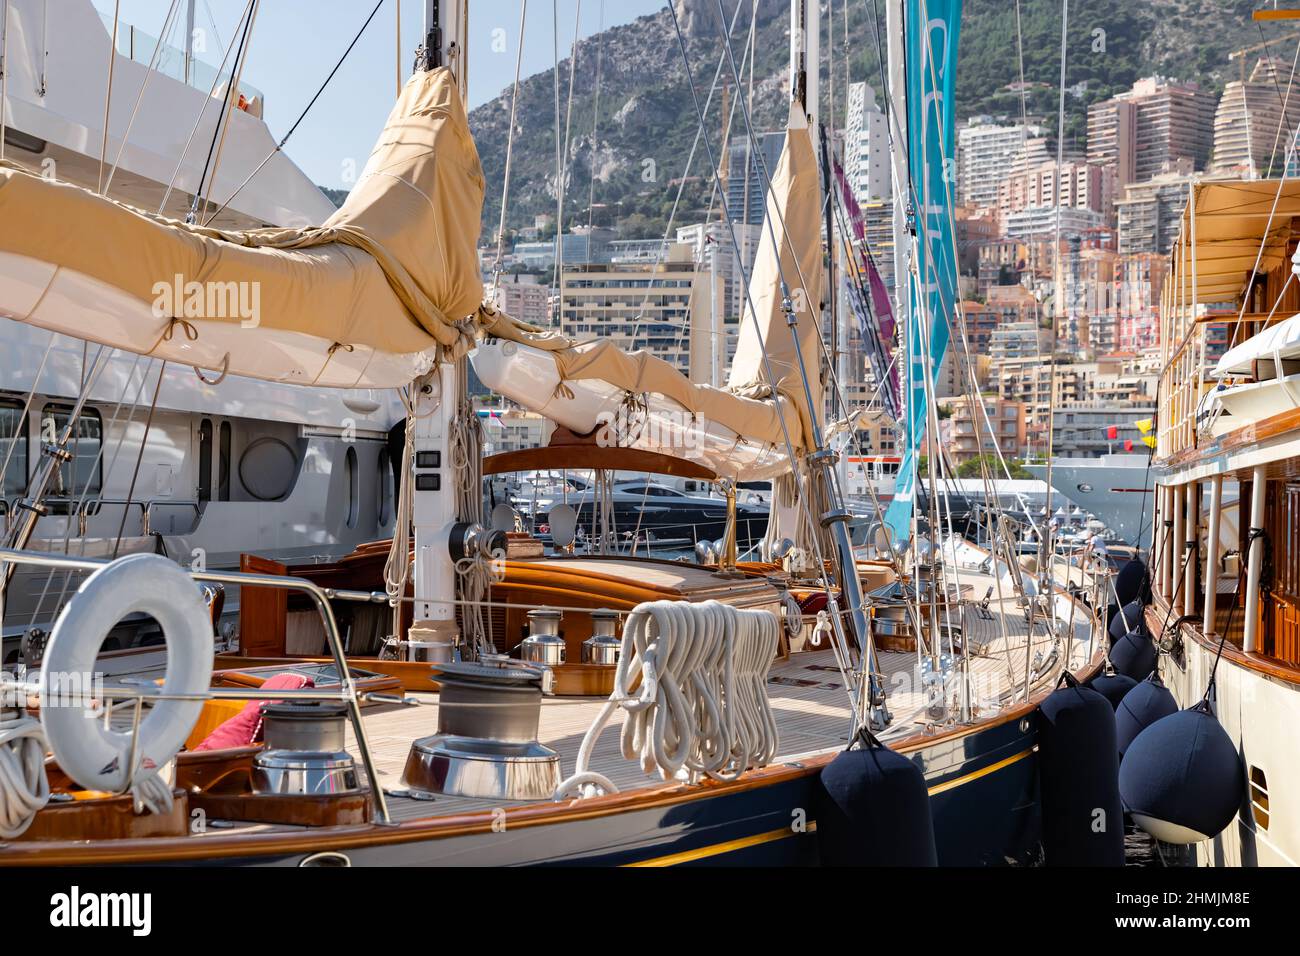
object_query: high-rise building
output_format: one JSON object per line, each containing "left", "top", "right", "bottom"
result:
{"left": 492, "top": 274, "right": 551, "bottom": 327}
{"left": 858, "top": 198, "right": 897, "bottom": 295}
{"left": 1115, "top": 253, "right": 1167, "bottom": 352}
{"left": 558, "top": 243, "right": 722, "bottom": 384}
{"left": 1212, "top": 57, "right": 1300, "bottom": 177}
{"left": 1002, "top": 206, "right": 1106, "bottom": 245}
{"left": 844, "top": 82, "right": 892, "bottom": 202}
{"left": 725, "top": 132, "right": 786, "bottom": 226}
{"left": 956, "top": 117, "right": 1048, "bottom": 209}
{"left": 1114, "top": 168, "right": 1201, "bottom": 255}
{"left": 1055, "top": 241, "right": 1118, "bottom": 353}
{"left": 1087, "top": 76, "right": 1214, "bottom": 187}
{"left": 676, "top": 221, "right": 760, "bottom": 324}
{"left": 997, "top": 159, "right": 1115, "bottom": 225}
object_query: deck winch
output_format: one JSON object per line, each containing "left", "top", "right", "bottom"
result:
{"left": 402, "top": 659, "right": 561, "bottom": 801}
{"left": 521, "top": 608, "right": 566, "bottom": 665}
{"left": 251, "top": 702, "right": 360, "bottom": 796}
{"left": 582, "top": 609, "right": 622, "bottom": 665}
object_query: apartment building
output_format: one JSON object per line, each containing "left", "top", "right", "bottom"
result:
{"left": 939, "top": 395, "right": 1027, "bottom": 466}
{"left": 997, "top": 159, "right": 1115, "bottom": 225}
{"left": 844, "top": 82, "right": 892, "bottom": 202}
{"left": 491, "top": 273, "right": 551, "bottom": 327}
{"left": 676, "top": 220, "right": 761, "bottom": 322}
{"left": 558, "top": 243, "right": 721, "bottom": 384}
{"left": 726, "top": 132, "right": 786, "bottom": 226}
{"left": 1087, "top": 76, "right": 1214, "bottom": 187}
{"left": 957, "top": 116, "right": 1048, "bottom": 209}
{"left": 1211, "top": 57, "right": 1300, "bottom": 177}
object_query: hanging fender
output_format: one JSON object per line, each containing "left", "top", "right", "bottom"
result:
{"left": 40, "top": 554, "right": 213, "bottom": 794}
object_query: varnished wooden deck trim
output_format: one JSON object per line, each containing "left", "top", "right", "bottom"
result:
{"left": 0, "top": 565, "right": 1103, "bottom": 864}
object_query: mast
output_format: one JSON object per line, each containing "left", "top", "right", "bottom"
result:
{"left": 787, "top": 0, "right": 888, "bottom": 728}
{"left": 407, "top": 0, "right": 477, "bottom": 656}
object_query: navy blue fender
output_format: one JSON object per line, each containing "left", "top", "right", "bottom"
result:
{"left": 1037, "top": 675, "right": 1124, "bottom": 866}
{"left": 815, "top": 733, "right": 938, "bottom": 866}
{"left": 1120, "top": 704, "right": 1244, "bottom": 845}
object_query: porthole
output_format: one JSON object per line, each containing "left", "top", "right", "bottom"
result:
{"left": 238, "top": 437, "right": 298, "bottom": 501}
{"left": 1076, "top": 482, "right": 1093, "bottom": 493}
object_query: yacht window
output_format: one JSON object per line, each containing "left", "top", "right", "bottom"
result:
{"left": 238, "top": 436, "right": 298, "bottom": 502}
{"left": 0, "top": 399, "right": 28, "bottom": 498}
{"left": 218, "top": 422, "right": 232, "bottom": 501}
{"left": 197, "top": 419, "right": 213, "bottom": 502}
{"left": 377, "top": 447, "right": 393, "bottom": 526}
{"left": 345, "top": 446, "right": 359, "bottom": 529}
{"left": 40, "top": 404, "right": 102, "bottom": 497}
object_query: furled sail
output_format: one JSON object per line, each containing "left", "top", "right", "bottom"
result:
{"left": 883, "top": 0, "right": 962, "bottom": 546}
{"left": 722, "top": 104, "right": 826, "bottom": 553}
{"left": 727, "top": 104, "right": 825, "bottom": 452}
{"left": 0, "top": 67, "right": 483, "bottom": 388}
{"left": 472, "top": 310, "right": 802, "bottom": 480}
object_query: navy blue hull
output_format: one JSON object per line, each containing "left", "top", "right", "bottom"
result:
{"left": 190, "top": 708, "right": 1042, "bottom": 867}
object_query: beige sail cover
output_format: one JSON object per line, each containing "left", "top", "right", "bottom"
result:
{"left": 726, "top": 106, "right": 824, "bottom": 450}
{"left": 477, "top": 305, "right": 802, "bottom": 450}
{"left": 0, "top": 67, "right": 483, "bottom": 386}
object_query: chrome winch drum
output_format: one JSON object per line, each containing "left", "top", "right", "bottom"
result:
{"left": 520, "top": 607, "right": 566, "bottom": 665}
{"left": 402, "top": 659, "right": 561, "bottom": 801}
{"left": 251, "top": 701, "right": 360, "bottom": 796}
{"left": 582, "top": 609, "right": 621, "bottom": 665}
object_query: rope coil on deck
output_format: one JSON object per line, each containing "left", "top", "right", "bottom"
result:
{"left": 554, "top": 600, "right": 781, "bottom": 800}
{"left": 0, "top": 709, "right": 50, "bottom": 839}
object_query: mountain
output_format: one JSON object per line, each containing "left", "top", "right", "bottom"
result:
{"left": 467, "top": 0, "right": 1268, "bottom": 240}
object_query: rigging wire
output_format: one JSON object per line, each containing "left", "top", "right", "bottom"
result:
{"left": 102, "top": 0, "right": 185, "bottom": 198}
{"left": 200, "top": 0, "right": 387, "bottom": 226}
{"left": 157, "top": 0, "right": 256, "bottom": 216}
{"left": 97, "top": 1, "right": 122, "bottom": 195}
{"left": 0, "top": 0, "right": 9, "bottom": 164}
{"left": 188, "top": 0, "right": 258, "bottom": 223}
{"left": 672, "top": 2, "right": 873, "bottom": 725}
{"left": 491, "top": 0, "right": 529, "bottom": 286}
{"left": 1040, "top": 0, "right": 1070, "bottom": 587}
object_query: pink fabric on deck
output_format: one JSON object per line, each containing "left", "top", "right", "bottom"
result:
{"left": 192, "top": 672, "right": 313, "bottom": 751}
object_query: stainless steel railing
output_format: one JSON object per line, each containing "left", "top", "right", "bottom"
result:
{"left": 0, "top": 547, "right": 393, "bottom": 825}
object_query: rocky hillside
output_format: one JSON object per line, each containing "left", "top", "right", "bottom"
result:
{"left": 467, "top": 0, "right": 1267, "bottom": 238}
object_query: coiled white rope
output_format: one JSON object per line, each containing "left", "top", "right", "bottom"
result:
{"left": 554, "top": 600, "right": 780, "bottom": 800}
{"left": 0, "top": 710, "right": 50, "bottom": 839}
{"left": 130, "top": 770, "right": 174, "bottom": 817}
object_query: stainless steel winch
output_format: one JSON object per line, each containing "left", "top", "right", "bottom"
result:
{"left": 582, "top": 609, "right": 621, "bottom": 664}
{"left": 520, "top": 607, "right": 566, "bottom": 664}
{"left": 401, "top": 658, "right": 561, "bottom": 800}
{"left": 251, "top": 701, "right": 361, "bottom": 796}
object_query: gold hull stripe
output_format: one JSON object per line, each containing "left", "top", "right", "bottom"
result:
{"left": 625, "top": 746, "right": 1036, "bottom": 866}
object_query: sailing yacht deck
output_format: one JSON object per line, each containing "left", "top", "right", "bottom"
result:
{"left": 329, "top": 565, "right": 1098, "bottom": 825}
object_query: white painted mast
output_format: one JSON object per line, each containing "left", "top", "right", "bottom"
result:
{"left": 407, "top": 0, "right": 471, "bottom": 655}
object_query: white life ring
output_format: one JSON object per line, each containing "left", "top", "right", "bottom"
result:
{"left": 40, "top": 553, "right": 213, "bottom": 793}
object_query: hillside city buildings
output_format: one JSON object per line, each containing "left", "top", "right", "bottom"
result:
{"left": 479, "top": 59, "right": 1287, "bottom": 470}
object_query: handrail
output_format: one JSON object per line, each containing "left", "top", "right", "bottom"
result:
{"left": 0, "top": 547, "right": 392, "bottom": 825}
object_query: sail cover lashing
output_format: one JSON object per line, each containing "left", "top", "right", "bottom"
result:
{"left": 0, "top": 67, "right": 483, "bottom": 388}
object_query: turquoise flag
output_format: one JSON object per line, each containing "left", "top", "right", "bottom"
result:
{"left": 884, "top": 0, "right": 962, "bottom": 547}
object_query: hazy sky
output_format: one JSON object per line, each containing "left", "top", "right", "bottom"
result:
{"left": 93, "top": 1, "right": 668, "bottom": 188}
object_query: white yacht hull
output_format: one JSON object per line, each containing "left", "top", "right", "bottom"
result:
{"left": 1026, "top": 455, "right": 1155, "bottom": 549}
{"left": 1160, "top": 633, "right": 1300, "bottom": 866}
